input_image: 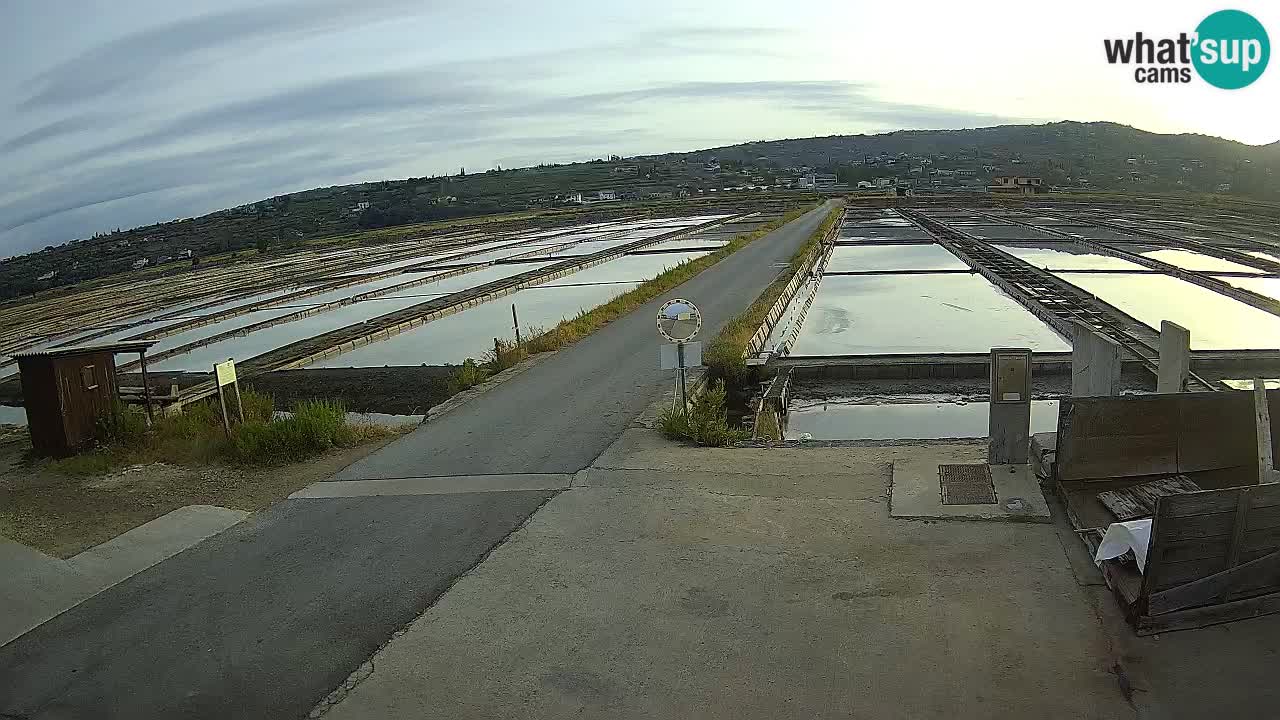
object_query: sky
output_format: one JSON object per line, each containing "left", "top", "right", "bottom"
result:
{"left": 1, "top": 0, "right": 1276, "bottom": 258}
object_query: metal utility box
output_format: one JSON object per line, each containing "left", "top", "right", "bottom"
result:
{"left": 991, "top": 348, "right": 1032, "bottom": 403}
{"left": 16, "top": 341, "right": 155, "bottom": 457}
{"left": 989, "top": 347, "right": 1033, "bottom": 464}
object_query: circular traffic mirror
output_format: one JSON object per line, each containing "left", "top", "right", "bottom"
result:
{"left": 657, "top": 298, "right": 701, "bottom": 343}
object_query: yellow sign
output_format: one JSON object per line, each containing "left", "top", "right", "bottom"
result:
{"left": 214, "top": 360, "right": 237, "bottom": 387}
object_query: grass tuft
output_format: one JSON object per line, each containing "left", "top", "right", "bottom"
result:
{"left": 703, "top": 204, "right": 842, "bottom": 388}
{"left": 659, "top": 380, "right": 748, "bottom": 447}
{"left": 522, "top": 206, "right": 815, "bottom": 353}
{"left": 42, "top": 388, "right": 398, "bottom": 474}
{"left": 435, "top": 203, "right": 820, "bottom": 400}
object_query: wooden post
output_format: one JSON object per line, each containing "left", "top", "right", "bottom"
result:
{"left": 677, "top": 342, "right": 688, "bottom": 414}
{"left": 1157, "top": 321, "right": 1191, "bottom": 393}
{"left": 512, "top": 303, "right": 521, "bottom": 344}
{"left": 1255, "top": 378, "right": 1276, "bottom": 484}
{"left": 138, "top": 350, "right": 155, "bottom": 426}
{"left": 215, "top": 361, "right": 232, "bottom": 435}
{"left": 232, "top": 380, "right": 245, "bottom": 424}
{"left": 1070, "top": 320, "right": 1121, "bottom": 397}
{"left": 217, "top": 383, "right": 232, "bottom": 439}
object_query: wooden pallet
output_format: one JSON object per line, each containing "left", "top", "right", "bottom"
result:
{"left": 1097, "top": 475, "right": 1201, "bottom": 521}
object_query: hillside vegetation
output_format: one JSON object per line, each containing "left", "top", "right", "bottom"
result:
{"left": 3, "top": 121, "right": 1276, "bottom": 300}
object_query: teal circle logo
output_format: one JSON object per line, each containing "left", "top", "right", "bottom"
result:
{"left": 1193, "top": 9, "right": 1270, "bottom": 89}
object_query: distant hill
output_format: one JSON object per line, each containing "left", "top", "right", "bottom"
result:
{"left": 647, "top": 121, "right": 1279, "bottom": 196}
{"left": 2, "top": 121, "right": 1276, "bottom": 301}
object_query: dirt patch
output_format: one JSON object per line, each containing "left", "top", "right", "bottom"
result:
{"left": 249, "top": 367, "right": 455, "bottom": 415}
{"left": 112, "top": 366, "right": 457, "bottom": 415}
{"left": 0, "top": 431, "right": 406, "bottom": 558}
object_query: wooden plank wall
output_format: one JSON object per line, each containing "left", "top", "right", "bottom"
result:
{"left": 1143, "top": 484, "right": 1280, "bottom": 617}
{"left": 52, "top": 351, "right": 117, "bottom": 451}
{"left": 1057, "top": 391, "right": 1267, "bottom": 482}
{"left": 17, "top": 357, "right": 63, "bottom": 455}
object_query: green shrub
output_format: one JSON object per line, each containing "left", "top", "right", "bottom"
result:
{"left": 235, "top": 387, "right": 276, "bottom": 423}
{"left": 704, "top": 204, "right": 842, "bottom": 387}
{"left": 95, "top": 401, "right": 147, "bottom": 445}
{"left": 483, "top": 337, "right": 528, "bottom": 373}
{"left": 448, "top": 359, "right": 487, "bottom": 393}
{"left": 230, "top": 399, "right": 351, "bottom": 464}
{"left": 43, "top": 390, "right": 391, "bottom": 474}
{"left": 659, "top": 380, "right": 747, "bottom": 447}
{"left": 520, "top": 205, "right": 816, "bottom": 355}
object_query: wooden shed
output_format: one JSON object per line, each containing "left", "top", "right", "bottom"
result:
{"left": 16, "top": 341, "right": 157, "bottom": 457}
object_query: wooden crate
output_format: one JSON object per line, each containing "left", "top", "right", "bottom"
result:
{"left": 1055, "top": 391, "right": 1280, "bottom": 633}
{"left": 1135, "top": 484, "right": 1280, "bottom": 634}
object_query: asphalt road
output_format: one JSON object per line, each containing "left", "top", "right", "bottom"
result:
{"left": 336, "top": 200, "right": 837, "bottom": 479}
{"left": 0, "top": 201, "right": 836, "bottom": 719}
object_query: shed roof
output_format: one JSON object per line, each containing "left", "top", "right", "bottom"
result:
{"left": 14, "top": 340, "right": 158, "bottom": 360}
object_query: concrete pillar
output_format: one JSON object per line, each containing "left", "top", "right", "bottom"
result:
{"left": 1071, "top": 321, "right": 1122, "bottom": 397}
{"left": 989, "top": 348, "right": 1033, "bottom": 464}
{"left": 1157, "top": 320, "right": 1191, "bottom": 393}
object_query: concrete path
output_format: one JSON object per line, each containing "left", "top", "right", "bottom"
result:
{"left": 1, "top": 505, "right": 247, "bottom": 646}
{"left": 0, "top": 492, "right": 553, "bottom": 719}
{"left": 318, "top": 420, "right": 1133, "bottom": 719}
{"left": 0, "top": 202, "right": 835, "bottom": 719}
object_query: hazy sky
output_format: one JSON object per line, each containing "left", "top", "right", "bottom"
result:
{"left": 1, "top": 0, "right": 1275, "bottom": 258}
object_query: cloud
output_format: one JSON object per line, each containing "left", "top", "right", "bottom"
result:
{"left": 552, "top": 80, "right": 1020, "bottom": 129}
{"left": 0, "top": 5, "right": 1018, "bottom": 260}
{"left": 0, "top": 114, "right": 109, "bottom": 153}
{"left": 18, "top": 0, "right": 433, "bottom": 110}
{"left": 60, "top": 69, "right": 496, "bottom": 170}
{"left": 0, "top": 74, "right": 1012, "bottom": 257}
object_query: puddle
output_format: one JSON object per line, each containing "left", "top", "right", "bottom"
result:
{"left": 134, "top": 307, "right": 301, "bottom": 362}
{"left": 0, "top": 404, "right": 27, "bottom": 426}
{"left": 1113, "top": 247, "right": 1265, "bottom": 274}
{"left": 824, "top": 244, "right": 967, "bottom": 273}
{"left": 147, "top": 247, "right": 701, "bottom": 372}
{"left": 152, "top": 293, "right": 461, "bottom": 372}
{"left": 1246, "top": 250, "right": 1280, "bottom": 264}
{"left": 1221, "top": 379, "right": 1280, "bottom": 390}
{"left": 789, "top": 273, "right": 1070, "bottom": 356}
{"left": 993, "top": 243, "right": 1146, "bottom": 271}
{"left": 838, "top": 227, "right": 933, "bottom": 242}
{"left": 1210, "top": 275, "right": 1280, "bottom": 302}
{"left": 541, "top": 252, "right": 706, "bottom": 286}
{"left": 784, "top": 399, "right": 1060, "bottom": 440}
{"left": 308, "top": 281, "right": 640, "bottom": 367}
{"left": 963, "top": 225, "right": 1062, "bottom": 241}
{"left": 1056, "top": 272, "right": 1280, "bottom": 350}
{"left": 764, "top": 276, "right": 820, "bottom": 354}
{"left": 639, "top": 238, "right": 729, "bottom": 252}
{"left": 331, "top": 252, "right": 451, "bottom": 277}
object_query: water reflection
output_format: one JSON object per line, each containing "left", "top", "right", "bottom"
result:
{"left": 789, "top": 274, "right": 1070, "bottom": 356}
{"left": 1056, "top": 272, "right": 1280, "bottom": 350}
{"left": 785, "top": 399, "right": 1059, "bottom": 440}
{"left": 824, "top": 244, "right": 967, "bottom": 273}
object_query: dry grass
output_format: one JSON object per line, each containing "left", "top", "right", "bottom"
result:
{"left": 42, "top": 389, "right": 401, "bottom": 476}
{"left": 2, "top": 388, "right": 414, "bottom": 556}
{"left": 0, "top": 436, "right": 405, "bottom": 557}
{"left": 703, "top": 204, "right": 842, "bottom": 387}
{"left": 433, "top": 204, "right": 819, "bottom": 396}
{"left": 522, "top": 205, "right": 816, "bottom": 353}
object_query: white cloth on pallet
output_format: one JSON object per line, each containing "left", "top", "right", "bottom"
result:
{"left": 1094, "top": 520, "right": 1153, "bottom": 573}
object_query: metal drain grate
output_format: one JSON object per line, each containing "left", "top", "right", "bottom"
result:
{"left": 939, "top": 464, "right": 996, "bottom": 505}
